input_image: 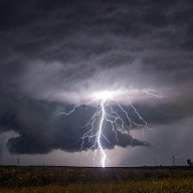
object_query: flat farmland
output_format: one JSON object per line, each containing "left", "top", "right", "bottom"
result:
{"left": 0, "top": 166, "right": 193, "bottom": 192}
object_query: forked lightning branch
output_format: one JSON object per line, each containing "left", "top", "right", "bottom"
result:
{"left": 57, "top": 90, "right": 163, "bottom": 167}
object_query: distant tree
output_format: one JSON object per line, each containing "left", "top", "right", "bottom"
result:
{"left": 187, "top": 159, "right": 193, "bottom": 166}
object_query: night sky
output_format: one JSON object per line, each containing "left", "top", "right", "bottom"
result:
{"left": 0, "top": 0, "right": 193, "bottom": 167}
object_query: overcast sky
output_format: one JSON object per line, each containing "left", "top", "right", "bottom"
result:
{"left": 0, "top": 0, "right": 193, "bottom": 167}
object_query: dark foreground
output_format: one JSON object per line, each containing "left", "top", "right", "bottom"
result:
{"left": 0, "top": 166, "right": 193, "bottom": 192}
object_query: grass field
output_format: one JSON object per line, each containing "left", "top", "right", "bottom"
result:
{"left": 0, "top": 166, "right": 193, "bottom": 192}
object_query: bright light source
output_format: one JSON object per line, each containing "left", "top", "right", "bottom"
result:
{"left": 92, "top": 90, "right": 122, "bottom": 101}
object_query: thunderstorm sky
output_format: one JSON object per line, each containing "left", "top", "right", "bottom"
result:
{"left": 0, "top": 0, "right": 193, "bottom": 166}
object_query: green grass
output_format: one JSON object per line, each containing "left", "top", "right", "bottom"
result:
{"left": 0, "top": 166, "right": 193, "bottom": 192}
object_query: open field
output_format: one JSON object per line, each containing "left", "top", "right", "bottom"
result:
{"left": 0, "top": 166, "right": 193, "bottom": 192}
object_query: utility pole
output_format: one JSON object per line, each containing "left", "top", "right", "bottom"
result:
{"left": 17, "top": 158, "right": 20, "bottom": 166}
{"left": 154, "top": 158, "right": 157, "bottom": 167}
{"left": 173, "top": 155, "right": 175, "bottom": 166}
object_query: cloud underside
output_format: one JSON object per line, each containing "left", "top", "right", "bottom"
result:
{"left": 0, "top": 98, "right": 150, "bottom": 154}
{"left": 0, "top": 96, "right": 192, "bottom": 154}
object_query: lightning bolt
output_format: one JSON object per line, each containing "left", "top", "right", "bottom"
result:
{"left": 57, "top": 89, "right": 163, "bottom": 167}
{"left": 142, "top": 89, "right": 166, "bottom": 99}
{"left": 98, "top": 99, "right": 106, "bottom": 168}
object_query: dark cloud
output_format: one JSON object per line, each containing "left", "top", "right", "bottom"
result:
{"left": 1, "top": 95, "right": 192, "bottom": 155}
{"left": 0, "top": 0, "right": 193, "bottom": 158}
{"left": 0, "top": 97, "right": 150, "bottom": 154}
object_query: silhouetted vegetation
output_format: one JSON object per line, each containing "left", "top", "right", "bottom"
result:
{"left": 187, "top": 159, "right": 193, "bottom": 166}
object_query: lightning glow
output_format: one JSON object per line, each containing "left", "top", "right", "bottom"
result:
{"left": 57, "top": 89, "right": 162, "bottom": 167}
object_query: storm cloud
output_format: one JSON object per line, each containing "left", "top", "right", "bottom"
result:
{"left": 0, "top": 96, "right": 150, "bottom": 154}
{"left": 0, "top": 0, "right": 193, "bottom": 158}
